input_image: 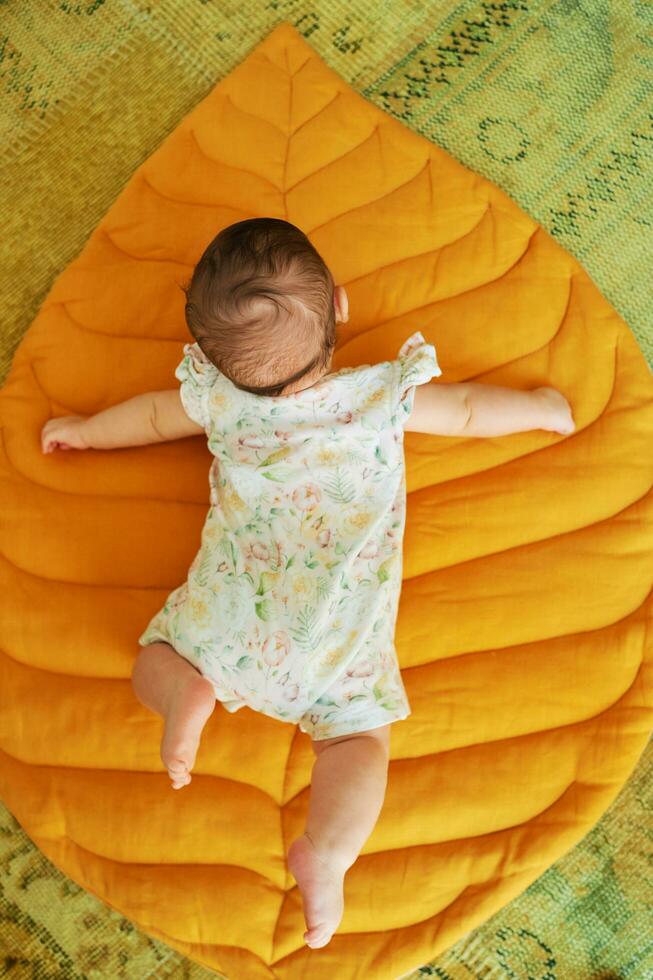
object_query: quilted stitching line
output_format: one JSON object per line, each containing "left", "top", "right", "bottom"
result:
{"left": 187, "top": 125, "right": 283, "bottom": 192}
{"left": 286, "top": 89, "right": 342, "bottom": 141}
{"left": 280, "top": 42, "right": 292, "bottom": 258}
{"left": 0, "top": 735, "right": 289, "bottom": 808}
{"left": 100, "top": 227, "right": 195, "bottom": 266}
{"left": 0, "top": 541, "right": 182, "bottom": 592}
{"left": 286, "top": 119, "right": 382, "bottom": 196}
{"left": 258, "top": 47, "right": 315, "bottom": 80}
{"left": 221, "top": 89, "right": 289, "bottom": 140}
{"left": 395, "top": 599, "right": 649, "bottom": 681}
{"left": 139, "top": 170, "right": 266, "bottom": 209}
{"left": 55, "top": 301, "right": 183, "bottom": 342}
{"left": 306, "top": 154, "right": 437, "bottom": 236}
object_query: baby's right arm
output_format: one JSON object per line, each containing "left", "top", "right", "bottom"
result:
{"left": 405, "top": 382, "right": 575, "bottom": 437}
{"left": 41, "top": 389, "right": 204, "bottom": 452}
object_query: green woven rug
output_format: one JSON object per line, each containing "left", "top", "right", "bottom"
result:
{"left": 1, "top": 2, "right": 652, "bottom": 978}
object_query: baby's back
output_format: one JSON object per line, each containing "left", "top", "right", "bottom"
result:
{"left": 146, "top": 331, "right": 441, "bottom": 716}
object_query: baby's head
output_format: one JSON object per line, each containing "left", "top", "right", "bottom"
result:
{"left": 181, "top": 218, "right": 348, "bottom": 397}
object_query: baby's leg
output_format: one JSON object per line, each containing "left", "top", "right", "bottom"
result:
{"left": 287, "top": 725, "right": 391, "bottom": 949}
{"left": 131, "top": 641, "right": 216, "bottom": 789}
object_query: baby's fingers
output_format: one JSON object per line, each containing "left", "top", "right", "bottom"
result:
{"left": 41, "top": 414, "right": 90, "bottom": 453}
{"left": 41, "top": 429, "right": 69, "bottom": 453}
{"left": 43, "top": 441, "right": 71, "bottom": 453}
{"left": 41, "top": 422, "right": 58, "bottom": 454}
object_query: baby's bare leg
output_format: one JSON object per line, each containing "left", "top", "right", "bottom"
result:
{"left": 131, "top": 641, "right": 216, "bottom": 789}
{"left": 287, "top": 725, "right": 391, "bottom": 948}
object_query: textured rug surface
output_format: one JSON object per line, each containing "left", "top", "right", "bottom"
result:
{"left": 1, "top": 2, "right": 651, "bottom": 979}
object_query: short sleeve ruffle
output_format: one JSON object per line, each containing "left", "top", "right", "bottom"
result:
{"left": 396, "top": 330, "right": 442, "bottom": 416}
{"left": 174, "top": 342, "right": 219, "bottom": 430}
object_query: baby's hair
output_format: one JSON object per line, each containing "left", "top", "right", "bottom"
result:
{"left": 179, "top": 217, "right": 337, "bottom": 396}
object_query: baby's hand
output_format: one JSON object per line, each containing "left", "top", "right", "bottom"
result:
{"left": 533, "top": 387, "right": 576, "bottom": 435}
{"left": 41, "top": 415, "right": 91, "bottom": 453}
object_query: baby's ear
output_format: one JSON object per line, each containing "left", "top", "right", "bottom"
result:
{"left": 334, "top": 284, "right": 349, "bottom": 323}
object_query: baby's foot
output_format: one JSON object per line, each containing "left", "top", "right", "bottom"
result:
{"left": 287, "top": 833, "right": 345, "bottom": 949}
{"left": 160, "top": 673, "right": 216, "bottom": 789}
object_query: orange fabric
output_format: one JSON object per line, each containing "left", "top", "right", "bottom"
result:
{"left": 1, "top": 21, "right": 652, "bottom": 980}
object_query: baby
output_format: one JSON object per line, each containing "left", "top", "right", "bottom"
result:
{"left": 41, "top": 217, "right": 575, "bottom": 950}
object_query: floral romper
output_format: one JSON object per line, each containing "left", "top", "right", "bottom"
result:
{"left": 138, "top": 330, "right": 441, "bottom": 740}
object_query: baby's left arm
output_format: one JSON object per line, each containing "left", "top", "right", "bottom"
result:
{"left": 406, "top": 382, "right": 575, "bottom": 437}
{"left": 41, "top": 389, "right": 203, "bottom": 452}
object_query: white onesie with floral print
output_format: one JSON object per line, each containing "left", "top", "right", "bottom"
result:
{"left": 138, "top": 331, "right": 441, "bottom": 740}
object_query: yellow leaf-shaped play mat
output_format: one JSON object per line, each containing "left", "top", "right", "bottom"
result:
{"left": 1, "top": 21, "right": 652, "bottom": 980}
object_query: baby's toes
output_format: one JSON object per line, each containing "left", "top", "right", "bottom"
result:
{"left": 305, "top": 925, "right": 331, "bottom": 948}
{"left": 168, "top": 761, "right": 191, "bottom": 789}
{"left": 170, "top": 773, "right": 191, "bottom": 789}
